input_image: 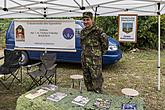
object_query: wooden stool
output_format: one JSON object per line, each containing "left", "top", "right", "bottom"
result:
{"left": 122, "top": 88, "right": 139, "bottom": 97}
{"left": 70, "top": 74, "right": 83, "bottom": 92}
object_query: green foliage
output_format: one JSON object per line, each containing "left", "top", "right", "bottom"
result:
{"left": 160, "top": 15, "right": 165, "bottom": 48}
{"left": 96, "top": 16, "right": 118, "bottom": 38}
{"left": 137, "top": 16, "right": 157, "bottom": 49}
{"left": 0, "top": 18, "right": 12, "bottom": 48}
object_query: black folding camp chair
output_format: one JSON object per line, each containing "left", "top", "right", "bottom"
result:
{"left": 0, "top": 49, "right": 22, "bottom": 89}
{"left": 26, "top": 52, "right": 57, "bottom": 90}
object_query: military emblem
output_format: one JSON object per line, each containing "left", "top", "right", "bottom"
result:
{"left": 122, "top": 23, "right": 133, "bottom": 34}
{"left": 16, "top": 25, "right": 25, "bottom": 41}
{"left": 63, "top": 28, "right": 74, "bottom": 40}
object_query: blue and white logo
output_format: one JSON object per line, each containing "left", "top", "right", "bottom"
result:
{"left": 63, "top": 28, "right": 74, "bottom": 40}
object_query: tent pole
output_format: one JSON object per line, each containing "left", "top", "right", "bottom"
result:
{"left": 94, "top": 7, "right": 98, "bottom": 22}
{"left": 81, "top": 0, "right": 83, "bottom": 7}
{"left": 157, "top": 14, "right": 160, "bottom": 91}
{"left": 4, "top": 0, "right": 6, "bottom": 8}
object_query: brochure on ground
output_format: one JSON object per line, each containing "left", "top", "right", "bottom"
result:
{"left": 25, "top": 89, "right": 48, "bottom": 100}
{"left": 72, "top": 95, "right": 90, "bottom": 106}
{"left": 47, "top": 92, "right": 67, "bottom": 102}
{"left": 93, "top": 98, "right": 111, "bottom": 109}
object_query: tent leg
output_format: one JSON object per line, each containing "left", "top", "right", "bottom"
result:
{"left": 157, "top": 15, "right": 160, "bottom": 91}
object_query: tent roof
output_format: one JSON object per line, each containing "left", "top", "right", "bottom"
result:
{"left": 0, "top": 0, "right": 165, "bottom": 18}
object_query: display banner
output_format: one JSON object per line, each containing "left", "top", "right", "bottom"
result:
{"left": 14, "top": 19, "right": 75, "bottom": 51}
{"left": 118, "top": 14, "right": 138, "bottom": 42}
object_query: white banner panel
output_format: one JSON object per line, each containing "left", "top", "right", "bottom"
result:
{"left": 118, "top": 14, "right": 138, "bottom": 42}
{"left": 14, "top": 19, "right": 75, "bottom": 51}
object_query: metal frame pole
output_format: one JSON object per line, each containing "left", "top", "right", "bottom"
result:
{"left": 157, "top": 14, "right": 160, "bottom": 91}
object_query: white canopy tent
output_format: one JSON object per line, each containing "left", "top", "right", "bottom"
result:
{"left": 0, "top": 0, "right": 165, "bottom": 17}
{"left": 0, "top": 0, "right": 165, "bottom": 90}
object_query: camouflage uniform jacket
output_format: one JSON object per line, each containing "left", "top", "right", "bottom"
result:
{"left": 80, "top": 25, "right": 108, "bottom": 57}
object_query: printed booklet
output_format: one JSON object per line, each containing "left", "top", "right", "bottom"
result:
{"left": 72, "top": 96, "right": 90, "bottom": 106}
{"left": 41, "top": 84, "right": 58, "bottom": 91}
{"left": 25, "top": 89, "right": 48, "bottom": 99}
{"left": 47, "top": 92, "right": 67, "bottom": 102}
{"left": 121, "top": 103, "right": 137, "bottom": 110}
{"left": 93, "top": 98, "right": 111, "bottom": 109}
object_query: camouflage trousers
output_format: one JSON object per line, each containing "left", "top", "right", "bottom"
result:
{"left": 81, "top": 54, "right": 104, "bottom": 92}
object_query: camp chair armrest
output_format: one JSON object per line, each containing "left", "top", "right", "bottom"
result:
{"left": 24, "top": 62, "right": 42, "bottom": 68}
{"left": 0, "top": 56, "right": 4, "bottom": 60}
{"left": 47, "top": 64, "right": 57, "bottom": 71}
{"left": 11, "top": 63, "right": 20, "bottom": 66}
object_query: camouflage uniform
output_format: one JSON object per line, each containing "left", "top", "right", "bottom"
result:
{"left": 80, "top": 12, "right": 108, "bottom": 93}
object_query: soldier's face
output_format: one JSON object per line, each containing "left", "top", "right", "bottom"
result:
{"left": 83, "top": 18, "right": 93, "bottom": 28}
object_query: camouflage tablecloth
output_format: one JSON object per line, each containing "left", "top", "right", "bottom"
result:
{"left": 16, "top": 87, "right": 144, "bottom": 110}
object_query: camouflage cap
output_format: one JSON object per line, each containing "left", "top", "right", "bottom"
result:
{"left": 82, "top": 12, "right": 93, "bottom": 19}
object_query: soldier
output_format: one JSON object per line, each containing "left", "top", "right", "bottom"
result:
{"left": 80, "top": 12, "right": 108, "bottom": 93}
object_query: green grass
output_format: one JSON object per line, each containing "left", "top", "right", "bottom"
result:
{"left": 0, "top": 50, "right": 165, "bottom": 110}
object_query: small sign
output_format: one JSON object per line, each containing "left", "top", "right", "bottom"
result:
{"left": 118, "top": 14, "right": 138, "bottom": 42}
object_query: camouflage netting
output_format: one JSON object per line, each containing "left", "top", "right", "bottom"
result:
{"left": 16, "top": 87, "right": 144, "bottom": 110}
